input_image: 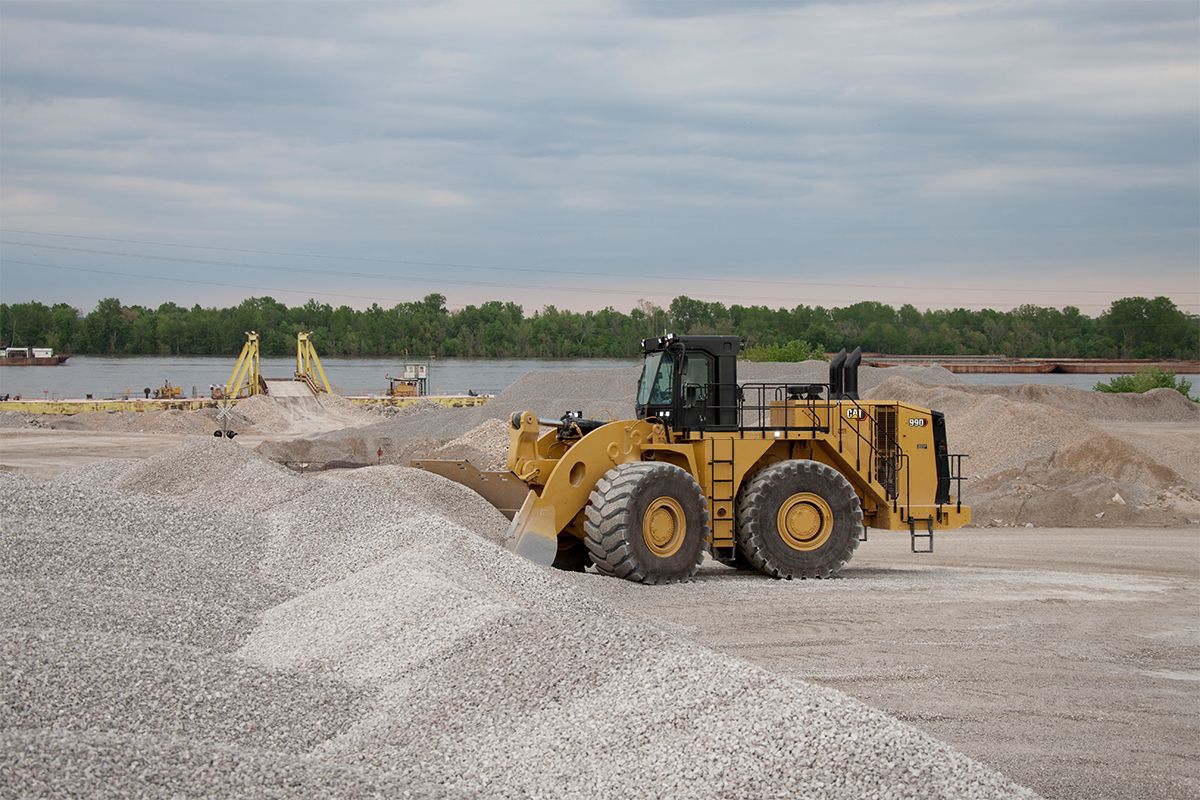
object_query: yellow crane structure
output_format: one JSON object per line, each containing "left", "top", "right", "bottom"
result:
{"left": 224, "top": 331, "right": 263, "bottom": 398}
{"left": 223, "top": 330, "right": 333, "bottom": 398}
{"left": 295, "top": 331, "right": 332, "bottom": 394}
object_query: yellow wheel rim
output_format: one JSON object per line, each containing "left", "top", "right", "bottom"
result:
{"left": 642, "top": 496, "right": 686, "bottom": 557}
{"left": 776, "top": 492, "right": 834, "bottom": 552}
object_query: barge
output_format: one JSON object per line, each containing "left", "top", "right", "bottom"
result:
{"left": 860, "top": 355, "right": 1200, "bottom": 374}
{"left": 1, "top": 347, "right": 69, "bottom": 366}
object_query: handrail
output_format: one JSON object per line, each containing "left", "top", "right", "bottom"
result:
{"left": 688, "top": 381, "right": 910, "bottom": 509}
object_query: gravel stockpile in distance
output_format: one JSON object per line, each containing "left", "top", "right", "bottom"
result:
{"left": 2, "top": 440, "right": 1038, "bottom": 799}
{"left": 0, "top": 411, "right": 40, "bottom": 429}
{"left": 233, "top": 393, "right": 372, "bottom": 435}
{"left": 738, "top": 359, "right": 962, "bottom": 390}
{"left": 866, "top": 376, "right": 1200, "bottom": 526}
{"left": 49, "top": 408, "right": 229, "bottom": 434}
{"left": 252, "top": 361, "right": 1195, "bottom": 527}
{"left": 869, "top": 377, "right": 1199, "bottom": 424}
{"left": 429, "top": 417, "right": 512, "bottom": 470}
{"left": 273, "top": 360, "right": 959, "bottom": 466}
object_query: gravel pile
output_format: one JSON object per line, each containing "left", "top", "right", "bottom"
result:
{"left": 233, "top": 393, "right": 371, "bottom": 435}
{"left": 871, "top": 378, "right": 1198, "bottom": 424}
{"left": 2, "top": 440, "right": 1038, "bottom": 799}
{"left": 105, "top": 437, "right": 309, "bottom": 514}
{"left": 29, "top": 407, "right": 229, "bottom": 434}
{"left": 5, "top": 730, "right": 454, "bottom": 800}
{"left": 257, "top": 471, "right": 508, "bottom": 592}
{"left": 429, "top": 417, "right": 512, "bottom": 470}
{"left": 866, "top": 376, "right": 1200, "bottom": 526}
{"left": 358, "top": 399, "right": 444, "bottom": 418}
{"left": 0, "top": 411, "right": 38, "bottom": 429}
{"left": 268, "top": 360, "right": 958, "bottom": 465}
{"left": 738, "top": 359, "right": 962, "bottom": 389}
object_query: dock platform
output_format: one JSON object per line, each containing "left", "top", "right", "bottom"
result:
{"left": 0, "top": 394, "right": 490, "bottom": 415}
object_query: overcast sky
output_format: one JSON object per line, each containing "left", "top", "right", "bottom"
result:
{"left": 1, "top": 0, "right": 1197, "bottom": 315}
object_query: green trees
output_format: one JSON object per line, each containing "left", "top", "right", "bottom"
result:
{"left": 743, "top": 340, "right": 826, "bottom": 362}
{"left": 1095, "top": 370, "right": 1195, "bottom": 400}
{"left": 0, "top": 295, "right": 1195, "bottom": 359}
{"left": 1100, "top": 296, "right": 1197, "bottom": 358}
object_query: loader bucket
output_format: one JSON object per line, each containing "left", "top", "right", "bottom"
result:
{"left": 504, "top": 490, "right": 561, "bottom": 567}
{"left": 408, "top": 459, "right": 531, "bottom": 520}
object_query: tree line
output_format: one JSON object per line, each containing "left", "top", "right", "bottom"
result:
{"left": 0, "top": 294, "right": 1196, "bottom": 360}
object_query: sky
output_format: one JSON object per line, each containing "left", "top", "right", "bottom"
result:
{"left": 1, "top": 0, "right": 1197, "bottom": 316}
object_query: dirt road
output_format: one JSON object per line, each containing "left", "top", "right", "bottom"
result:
{"left": 572, "top": 528, "right": 1199, "bottom": 800}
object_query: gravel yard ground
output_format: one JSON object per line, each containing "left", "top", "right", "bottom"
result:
{"left": 568, "top": 528, "right": 1200, "bottom": 800}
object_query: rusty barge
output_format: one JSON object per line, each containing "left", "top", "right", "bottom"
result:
{"left": 1, "top": 347, "right": 69, "bottom": 366}
{"left": 860, "top": 355, "right": 1200, "bottom": 374}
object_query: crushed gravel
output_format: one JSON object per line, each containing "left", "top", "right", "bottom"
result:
{"left": 865, "top": 376, "right": 1200, "bottom": 526}
{"left": 1, "top": 438, "right": 1039, "bottom": 799}
{"left": 2, "top": 729, "right": 459, "bottom": 800}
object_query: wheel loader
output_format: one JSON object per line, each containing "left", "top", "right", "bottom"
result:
{"left": 413, "top": 334, "right": 970, "bottom": 584}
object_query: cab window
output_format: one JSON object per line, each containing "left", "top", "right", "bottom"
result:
{"left": 682, "top": 355, "right": 711, "bottom": 400}
{"left": 637, "top": 352, "right": 674, "bottom": 406}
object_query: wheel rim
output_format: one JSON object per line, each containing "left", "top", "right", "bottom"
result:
{"left": 776, "top": 492, "right": 834, "bottom": 551}
{"left": 642, "top": 496, "right": 686, "bottom": 557}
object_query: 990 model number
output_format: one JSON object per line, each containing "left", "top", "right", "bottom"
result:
{"left": 907, "top": 418, "right": 928, "bottom": 427}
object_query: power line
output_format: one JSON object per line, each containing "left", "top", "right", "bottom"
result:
{"left": 5, "top": 240, "right": 1194, "bottom": 311}
{"left": 0, "top": 259, "right": 438, "bottom": 308}
{"left": 4, "top": 227, "right": 1193, "bottom": 297}
{"left": 4, "top": 241, "right": 835, "bottom": 303}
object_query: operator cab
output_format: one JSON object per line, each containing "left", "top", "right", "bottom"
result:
{"left": 635, "top": 334, "right": 742, "bottom": 432}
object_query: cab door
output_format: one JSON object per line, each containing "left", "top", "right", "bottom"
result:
{"left": 677, "top": 352, "right": 714, "bottom": 431}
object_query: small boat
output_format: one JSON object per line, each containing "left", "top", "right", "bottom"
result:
{"left": 0, "top": 346, "right": 70, "bottom": 366}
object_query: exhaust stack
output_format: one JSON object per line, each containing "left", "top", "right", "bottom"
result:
{"left": 843, "top": 347, "right": 862, "bottom": 400}
{"left": 828, "top": 349, "right": 847, "bottom": 399}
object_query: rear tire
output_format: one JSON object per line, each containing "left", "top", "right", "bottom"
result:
{"left": 736, "top": 459, "right": 862, "bottom": 579}
{"left": 584, "top": 462, "right": 709, "bottom": 585}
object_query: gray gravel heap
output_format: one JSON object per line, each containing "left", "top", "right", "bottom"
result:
{"left": 269, "top": 360, "right": 959, "bottom": 468}
{"left": 865, "top": 376, "right": 1200, "bottom": 527}
{"left": 2, "top": 438, "right": 1040, "bottom": 799}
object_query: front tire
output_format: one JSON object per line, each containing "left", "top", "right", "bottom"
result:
{"left": 736, "top": 459, "right": 862, "bottom": 579}
{"left": 584, "top": 462, "right": 709, "bottom": 585}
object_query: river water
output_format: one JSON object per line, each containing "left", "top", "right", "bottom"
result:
{"left": 0, "top": 355, "right": 1135, "bottom": 399}
{"left": 0, "top": 356, "right": 634, "bottom": 399}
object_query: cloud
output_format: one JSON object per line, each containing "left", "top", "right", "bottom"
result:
{"left": 0, "top": 0, "right": 1195, "bottom": 313}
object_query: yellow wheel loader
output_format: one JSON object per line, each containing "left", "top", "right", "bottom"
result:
{"left": 414, "top": 334, "right": 970, "bottom": 583}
